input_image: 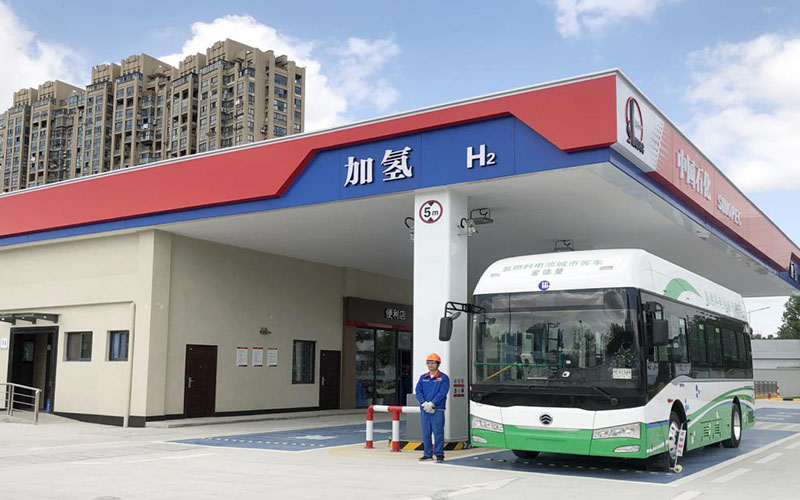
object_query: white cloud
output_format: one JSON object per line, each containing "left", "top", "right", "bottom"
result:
{"left": 160, "top": 15, "right": 400, "bottom": 131}
{"left": 548, "top": 0, "right": 675, "bottom": 38}
{"left": 685, "top": 34, "right": 800, "bottom": 191}
{"left": 0, "top": 1, "right": 87, "bottom": 109}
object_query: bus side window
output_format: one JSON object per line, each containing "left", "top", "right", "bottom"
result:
{"left": 743, "top": 333, "right": 754, "bottom": 378}
{"left": 721, "top": 327, "right": 739, "bottom": 376}
{"left": 669, "top": 316, "right": 690, "bottom": 376}
{"left": 707, "top": 325, "right": 725, "bottom": 378}
{"left": 688, "top": 321, "right": 709, "bottom": 379}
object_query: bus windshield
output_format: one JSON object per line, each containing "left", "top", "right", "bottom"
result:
{"left": 472, "top": 289, "right": 640, "bottom": 390}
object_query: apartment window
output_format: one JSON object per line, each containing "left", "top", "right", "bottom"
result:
{"left": 292, "top": 340, "right": 315, "bottom": 384}
{"left": 108, "top": 330, "right": 129, "bottom": 361}
{"left": 126, "top": 86, "right": 134, "bottom": 96}
{"left": 248, "top": 95, "right": 255, "bottom": 105}
{"left": 295, "top": 85, "right": 302, "bottom": 95}
{"left": 273, "top": 125, "right": 287, "bottom": 137}
{"left": 247, "top": 134, "right": 254, "bottom": 142}
{"left": 275, "top": 74, "right": 288, "bottom": 86}
{"left": 66, "top": 332, "right": 93, "bottom": 361}
{"left": 274, "top": 100, "right": 287, "bottom": 112}
{"left": 275, "top": 87, "right": 287, "bottom": 99}
{"left": 248, "top": 82, "right": 255, "bottom": 94}
{"left": 294, "top": 98, "right": 302, "bottom": 107}
{"left": 293, "top": 123, "right": 301, "bottom": 132}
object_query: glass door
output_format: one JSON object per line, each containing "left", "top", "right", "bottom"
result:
{"left": 374, "top": 329, "right": 397, "bottom": 405}
{"left": 355, "top": 328, "right": 375, "bottom": 408}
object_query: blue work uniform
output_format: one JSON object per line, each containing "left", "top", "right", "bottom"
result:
{"left": 415, "top": 370, "right": 450, "bottom": 458}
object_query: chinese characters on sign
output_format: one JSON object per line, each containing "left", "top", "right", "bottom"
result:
{"left": 344, "top": 146, "right": 413, "bottom": 186}
{"left": 501, "top": 259, "right": 605, "bottom": 278}
{"left": 677, "top": 149, "right": 742, "bottom": 226}
{"left": 384, "top": 307, "right": 407, "bottom": 321}
{"left": 676, "top": 149, "right": 711, "bottom": 201}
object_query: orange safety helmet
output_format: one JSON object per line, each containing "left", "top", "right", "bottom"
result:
{"left": 426, "top": 353, "right": 442, "bottom": 364}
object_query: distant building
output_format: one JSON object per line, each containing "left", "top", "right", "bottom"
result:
{"left": 753, "top": 339, "right": 800, "bottom": 397}
{"left": 0, "top": 39, "right": 305, "bottom": 192}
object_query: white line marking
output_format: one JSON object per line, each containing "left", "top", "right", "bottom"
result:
{"left": 670, "top": 491, "right": 702, "bottom": 500}
{"left": 124, "top": 452, "right": 215, "bottom": 463}
{"left": 785, "top": 440, "right": 800, "bottom": 450}
{"left": 711, "top": 468, "right": 750, "bottom": 484}
{"left": 29, "top": 440, "right": 131, "bottom": 451}
{"left": 669, "top": 432, "right": 800, "bottom": 487}
{"left": 754, "top": 452, "right": 782, "bottom": 464}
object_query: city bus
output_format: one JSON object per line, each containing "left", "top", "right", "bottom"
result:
{"left": 440, "top": 249, "right": 755, "bottom": 469}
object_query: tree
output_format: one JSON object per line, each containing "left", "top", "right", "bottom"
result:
{"left": 777, "top": 296, "right": 800, "bottom": 339}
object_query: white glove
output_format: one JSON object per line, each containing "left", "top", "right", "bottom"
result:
{"left": 422, "top": 401, "right": 435, "bottom": 414}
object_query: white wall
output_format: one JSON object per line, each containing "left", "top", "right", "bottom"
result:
{"left": 1, "top": 230, "right": 412, "bottom": 421}
{"left": 0, "top": 231, "right": 164, "bottom": 420}
{"left": 163, "top": 235, "right": 412, "bottom": 416}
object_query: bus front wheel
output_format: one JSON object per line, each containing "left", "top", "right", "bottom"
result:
{"left": 512, "top": 450, "right": 540, "bottom": 459}
{"left": 722, "top": 403, "right": 742, "bottom": 448}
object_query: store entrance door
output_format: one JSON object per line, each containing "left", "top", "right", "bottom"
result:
{"left": 355, "top": 328, "right": 413, "bottom": 407}
{"left": 7, "top": 327, "right": 58, "bottom": 411}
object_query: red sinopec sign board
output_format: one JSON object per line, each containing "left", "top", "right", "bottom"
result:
{"left": 613, "top": 76, "right": 799, "bottom": 272}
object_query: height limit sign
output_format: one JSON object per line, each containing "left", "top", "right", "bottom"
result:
{"left": 419, "top": 200, "right": 443, "bottom": 224}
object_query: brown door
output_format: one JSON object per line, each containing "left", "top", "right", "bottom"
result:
{"left": 319, "top": 350, "right": 341, "bottom": 410}
{"left": 184, "top": 344, "right": 218, "bottom": 418}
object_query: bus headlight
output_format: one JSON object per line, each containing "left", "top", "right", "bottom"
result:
{"left": 471, "top": 416, "right": 504, "bottom": 433}
{"left": 592, "top": 423, "right": 640, "bottom": 440}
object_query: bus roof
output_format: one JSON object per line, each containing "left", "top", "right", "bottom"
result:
{"left": 473, "top": 249, "right": 747, "bottom": 322}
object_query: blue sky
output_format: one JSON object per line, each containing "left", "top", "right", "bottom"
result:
{"left": 1, "top": 0, "right": 798, "bottom": 332}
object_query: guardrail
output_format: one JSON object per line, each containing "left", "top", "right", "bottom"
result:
{"left": 365, "top": 405, "right": 420, "bottom": 452}
{"left": 754, "top": 380, "right": 780, "bottom": 399}
{"left": 1, "top": 383, "right": 42, "bottom": 424}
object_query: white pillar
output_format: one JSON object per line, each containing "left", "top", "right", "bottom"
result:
{"left": 413, "top": 189, "right": 468, "bottom": 441}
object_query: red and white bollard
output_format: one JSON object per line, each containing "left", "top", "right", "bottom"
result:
{"left": 365, "top": 405, "right": 421, "bottom": 452}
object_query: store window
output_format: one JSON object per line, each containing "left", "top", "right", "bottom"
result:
{"left": 66, "top": 332, "right": 92, "bottom": 361}
{"left": 292, "top": 340, "right": 315, "bottom": 384}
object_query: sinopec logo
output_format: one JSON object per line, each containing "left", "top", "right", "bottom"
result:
{"left": 625, "top": 97, "right": 645, "bottom": 154}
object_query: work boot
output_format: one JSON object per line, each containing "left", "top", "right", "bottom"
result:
{"left": 419, "top": 455, "right": 433, "bottom": 461}
{"left": 436, "top": 456, "right": 445, "bottom": 463}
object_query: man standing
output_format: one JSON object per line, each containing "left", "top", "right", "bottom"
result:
{"left": 415, "top": 353, "right": 450, "bottom": 462}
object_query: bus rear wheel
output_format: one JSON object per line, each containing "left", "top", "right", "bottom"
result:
{"left": 512, "top": 450, "right": 540, "bottom": 459}
{"left": 722, "top": 403, "right": 742, "bottom": 448}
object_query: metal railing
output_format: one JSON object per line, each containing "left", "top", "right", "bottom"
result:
{"left": 754, "top": 380, "right": 780, "bottom": 398}
{"left": 1, "top": 383, "right": 42, "bottom": 424}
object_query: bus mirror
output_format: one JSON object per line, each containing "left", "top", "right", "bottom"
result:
{"left": 651, "top": 319, "right": 669, "bottom": 346}
{"left": 439, "top": 317, "right": 453, "bottom": 342}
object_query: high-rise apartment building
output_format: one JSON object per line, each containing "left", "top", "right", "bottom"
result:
{"left": 0, "top": 39, "right": 305, "bottom": 193}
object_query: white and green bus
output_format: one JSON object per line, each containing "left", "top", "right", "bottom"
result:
{"left": 440, "top": 249, "right": 755, "bottom": 468}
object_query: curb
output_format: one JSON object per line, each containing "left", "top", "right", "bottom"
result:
{"left": 146, "top": 409, "right": 366, "bottom": 428}
{"left": 393, "top": 440, "right": 471, "bottom": 451}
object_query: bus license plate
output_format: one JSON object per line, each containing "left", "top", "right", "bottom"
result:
{"left": 677, "top": 429, "right": 687, "bottom": 457}
{"left": 612, "top": 368, "right": 632, "bottom": 379}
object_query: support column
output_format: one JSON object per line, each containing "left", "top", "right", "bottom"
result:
{"left": 413, "top": 189, "right": 468, "bottom": 441}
